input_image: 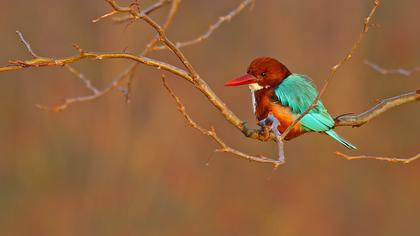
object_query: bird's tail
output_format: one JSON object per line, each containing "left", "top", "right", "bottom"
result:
{"left": 325, "top": 130, "right": 357, "bottom": 150}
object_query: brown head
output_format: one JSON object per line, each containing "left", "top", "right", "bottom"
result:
{"left": 225, "top": 57, "right": 291, "bottom": 88}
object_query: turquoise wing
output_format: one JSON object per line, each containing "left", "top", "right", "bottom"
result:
{"left": 273, "top": 74, "right": 334, "bottom": 132}
{"left": 274, "top": 74, "right": 356, "bottom": 149}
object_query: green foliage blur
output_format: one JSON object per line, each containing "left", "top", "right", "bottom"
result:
{"left": 0, "top": 0, "right": 419, "bottom": 235}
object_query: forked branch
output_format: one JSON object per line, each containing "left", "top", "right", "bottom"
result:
{"left": 112, "top": 0, "right": 172, "bottom": 24}
{"left": 162, "top": 76, "right": 281, "bottom": 167}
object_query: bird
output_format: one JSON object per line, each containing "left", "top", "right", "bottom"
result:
{"left": 225, "top": 57, "right": 356, "bottom": 150}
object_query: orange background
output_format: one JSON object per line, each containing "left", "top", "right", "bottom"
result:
{"left": 0, "top": 0, "right": 419, "bottom": 235}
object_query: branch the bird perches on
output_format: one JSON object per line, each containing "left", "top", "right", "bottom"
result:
{"left": 1, "top": 0, "right": 418, "bottom": 167}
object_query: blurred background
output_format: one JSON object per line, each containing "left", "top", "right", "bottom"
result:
{"left": 0, "top": 0, "right": 419, "bottom": 235}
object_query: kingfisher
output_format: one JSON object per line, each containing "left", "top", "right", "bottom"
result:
{"left": 225, "top": 57, "right": 356, "bottom": 150}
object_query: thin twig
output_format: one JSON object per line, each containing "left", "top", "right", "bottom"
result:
{"left": 162, "top": 75, "right": 281, "bottom": 167}
{"left": 3, "top": 52, "right": 191, "bottom": 78}
{"left": 112, "top": 0, "right": 172, "bottom": 24}
{"left": 364, "top": 60, "right": 420, "bottom": 77}
{"left": 335, "top": 152, "right": 420, "bottom": 164}
{"left": 280, "top": 0, "right": 381, "bottom": 141}
{"left": 65, "top": 65, "right": 100, "bottom": 94}
{"left": 12, "top": 31, "right": 124, "bottom": 110}
{"left": 153, "top": 0, "right": 254, "bottom": 50}
{"left": 15, "top": 31, "right": 40, "bottom": 58}
{"left": 92, "top": 0, "right": 139, "bottom": 23}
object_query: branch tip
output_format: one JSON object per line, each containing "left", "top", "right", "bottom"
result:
{"left": 335, "top": 151, "right": 419, "bottom": 164}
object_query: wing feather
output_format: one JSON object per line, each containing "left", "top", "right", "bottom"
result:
{"left": 274, "top": 74, "right": 334, "bottom": 132}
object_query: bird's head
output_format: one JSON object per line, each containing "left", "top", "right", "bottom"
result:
{"left": 225, "top": 57, "right": 291, "bottom": 90}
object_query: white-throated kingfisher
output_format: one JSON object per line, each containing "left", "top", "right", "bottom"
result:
{"left": 225, "top": 57, "right": 356, "bottom": 151}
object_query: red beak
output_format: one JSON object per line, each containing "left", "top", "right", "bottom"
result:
{"left": 224, "top": 74, "right": 257, "bottom": 86}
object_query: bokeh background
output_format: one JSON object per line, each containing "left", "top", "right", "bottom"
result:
{"left": 0, "top": 0, "right": 419, "bottom": 235}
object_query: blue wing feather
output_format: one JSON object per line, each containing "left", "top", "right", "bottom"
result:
{"left": 274, "top": 74, "right": 334, "bottom": 132}
{"left": 274, "top": 74, "right": 356, "bottom": 149}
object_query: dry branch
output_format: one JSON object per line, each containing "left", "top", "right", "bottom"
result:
{"left": 162, "top": 76, "right": 282, "bottom": 167}
{"left": 364, "top": 60, "right": 420, "bottom": 77}
{"left": 153, "top": 0, "right": 254, "bottom": 50}
{"left": 15, "top": 31, "right": 40, "bottom": 58}
{"left": 112, "top": 0, "right": 172, "bottom": 24}
{"left": 335, "top": 90, "right": 420, "bottom": 127}
{"left": 335, "top": 152, "right": 420, "bottom": 164}
{"left": 1, "top": 51, "right": 191, "bottom": 79}
{"left": 3, "top": 48, "right": 191, "bottom": 111}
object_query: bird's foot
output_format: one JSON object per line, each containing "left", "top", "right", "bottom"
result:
{"left": 257, "top": 126, "right": 271, "bottom": 141}
{"left": 261, "top": 113, "right": 286, "bottom": 165}
{"left": 257, "top": 116, "right": 274, "bottom": 141}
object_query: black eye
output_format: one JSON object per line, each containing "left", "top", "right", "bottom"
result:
{"left": 261, "top": 72, "right": 267, "bottom": 77}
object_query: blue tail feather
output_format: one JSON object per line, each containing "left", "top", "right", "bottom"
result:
{"left": 325, "top": 130, "right": 357, "bottom": 150}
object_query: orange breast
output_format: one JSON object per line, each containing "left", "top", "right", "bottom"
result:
{"left": 254, "top": 88, "right": 305, "bottom": 140}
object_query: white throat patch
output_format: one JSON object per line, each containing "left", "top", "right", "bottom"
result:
{"left": 248, "top": 83, "right": 264, "bottom": 91}
{"left": 248, "top": 83, "right": 264, "bottom": 114}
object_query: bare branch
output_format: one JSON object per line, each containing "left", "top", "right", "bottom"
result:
{"left": 1, "top": 50, "right": 192, "bottom": 81}
{"left": 112, "top": 0, "right": 172, "bottom": 24}
{"left": 92, "top": 10, "right": 119, "bottom": 23}
{"left": 280, "top": 0, "right": 381, "bottom": 141}
{"left": 153, "top": 0, "right": 254, "bottom": 50}
{"left": 37, "top": 87, "right": 111, "bottom": 112}
{"left": 335, "top": 152, "right": 420, "bottom": 164}
{"left": 335, "top": 90, "right": 420, "bottom": 127}
{"left": 162, "top": 76, "right": 282, "bottom": 167}
{"left": 92, "top": 0, "right": 139, "bottom": 23}
{"left": 365, "top": 60, "right": 420, "bottom": 77}
{"left": 15, "top": 31, "right": 40, "bottom": 58}
{"left": 38, "top": 63, "right": 129, "bottom": 112}
{"left": 12, "top": 32, "right": 109, "bottom": 110}
{"left": 0, "top": 40, "right": 190, "bottom": 113}
{"left": 64, "top": 65, "right": 99, "bottom": 95}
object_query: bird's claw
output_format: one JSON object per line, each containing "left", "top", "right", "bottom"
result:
{"left": 258, "top": 126, "right": 271, "bottom": 141}
{"left": 259, "top": 113, "right": 286, "bottom": 165}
